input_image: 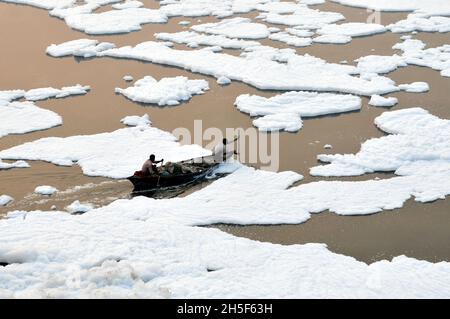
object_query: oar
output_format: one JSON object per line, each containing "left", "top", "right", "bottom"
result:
{"left": 236, "top": 131, "right": 240, "bottom": 159}
{"left": 156, "top": 159, "right": 164, "bottom": 187}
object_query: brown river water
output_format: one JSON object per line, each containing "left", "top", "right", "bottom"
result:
{"left": 0, "top": 1, "right": 449, "bottom": 263}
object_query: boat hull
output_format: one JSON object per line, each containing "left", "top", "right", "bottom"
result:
{"left": 127, "top": 163, "right": 218, "bottom": 192}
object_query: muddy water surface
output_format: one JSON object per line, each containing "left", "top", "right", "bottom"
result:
{"left": 0, "top": 1, "right": 449, "bottom": 263}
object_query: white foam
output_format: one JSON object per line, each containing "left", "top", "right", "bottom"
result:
{"left": 50, "top": 3, "right": 101, "bottom": 19}
{"left": 216, "top": 76, "right": 231, "bottom": 85}
{"left": 0, "top": 102, "right": 62, "bottom": 139}
{"left": 285, "top": 28, "right": 314, "bottom": 37}
{"left": 0, "top": 84, "right": 91, "bottom": 138}
{"left": 389, "top": 14, "right": 450, "bottom": 33}
{"left": 64, "top": 8, "right": 168, "bottom": 35}
{"left": 155, "top": 31, "right": 260, "bottom": 49}
{"left": 0, "top": 126, "right": 210, "bottom": 179}
{"left": 356, "top": 55, "right": 407, "bottom": 74}
{"left": 399, "top": 82, "right": 429, "bottom": 93}
{"left": 311, "top": 108, "right": 450, "bottom": 181}
{"left": 115, "top": 76, "right": 209, "bottom": 106}
{"left": 120, "top": 114, "right": 151, "bottom": 127}
{"left": 268, "top": 32, "right": 312, "bottom": 47}
{"left": 299, "top": 0, "right": 325, "bottom": 4}
{"left": 159, "top": 0, "right": 272, "bottom": 19}
{"left": 317, "top": 23, "right": 387, "bottom": 38}
{"left": 191, "top": 17, "right": 270, "bottom": 39}
{"left": 34, "top": 186, "right": 58, "bottom": 196}
{"left": 235, "top": 91, "right": 361, "bottom": 131}
{"left": 46, "top": 39, "right": 116, "bottom": 58}
{"left": 24, "top": 85, "right": 90, "bottom": 101}
{"left": 0, "top": 0, "right": 75, "bottom": 10}
{"left": 235, "top": 91, "right": 362, "bottom": 117}
{"left": 261, "top": 5, "right": 345, "bottom": 28}
{"left": 253, "top": 113, "right": 303, "bottom": 132}
{"left": 0, "top": 90, "right": 26, "bottom": 106}
{"left": 2, "top": 206, "right": 450, "bottom": 298}
{"left": 66, "top": 200, "right": 93, "bottom": 214}
{"left": 393, "top": 39, "right": 450, "bottom": 78}
{"left": 111, "top": 0, "right": 143, "bottom": 10}
{"left": 369, "top": 95, "right": 398, "bottom": 107}
{"left": 87, "top": 41, "right": 399, "bottom": 96}
{"left": 313, "top": 34, "right": 352, "bottom": 44}
{"left": 0, "top": 195, "right": 13, "bottom": 206}
{"left": 255, "top": 1, "right": 301, "bottom": 14}
{"left": 268, "top": 27, "right": 280, "bottom": 33}
{"left": 0, "top": 160, "right": 29, "bottom": 170}
{"left": 330, "top": 0, "right": 450, "bottom": 16}
{"left": 1, "top": 95, "right": 450, "bottom": 297}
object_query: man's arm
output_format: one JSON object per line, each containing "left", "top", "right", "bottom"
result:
{"left": 226, "top": 136, "right": 239, "bottom": 145}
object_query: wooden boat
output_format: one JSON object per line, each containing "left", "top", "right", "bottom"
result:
{"left": 127, "top": 156, "right": 219, "bottom": 193}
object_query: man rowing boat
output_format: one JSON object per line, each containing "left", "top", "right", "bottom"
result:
{"left": 141, "top": 154, "right": 164, "bottom": 176}
{"left": 139, "top": 136, "right": 236, "bottom": 178}
{"left": 213, "top": 137, "right": 238, "bottom": 163}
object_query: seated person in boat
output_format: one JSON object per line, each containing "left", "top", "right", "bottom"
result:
{"left": 213, "top": 138, "right": 238, "bottom": 163}
{"left": 141, "top": 154, "right": 164, "bottom": 176}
